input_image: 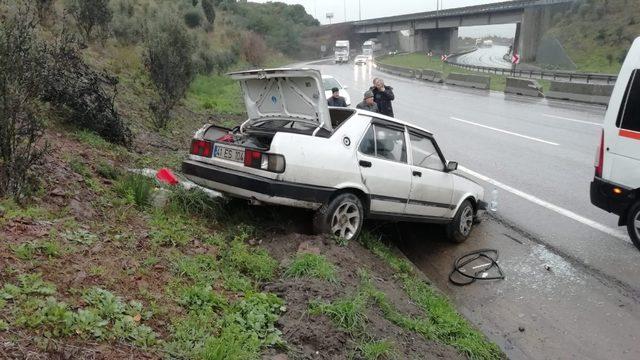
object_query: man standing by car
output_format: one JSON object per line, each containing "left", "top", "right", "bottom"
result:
{"left": 327, "top": 87, "right": 347, "bottom": 107}
{"left": 371, "top": 78, "right": 395, "bottom": 117}
{"left": 356, "top": 90, "right": 378, "bottom": 112}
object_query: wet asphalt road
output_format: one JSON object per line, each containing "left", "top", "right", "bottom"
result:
{"left": 452, "top": 45, "right": 513, "bottom": 69}
{"left": 300, "top": 59, "right": 640, "bottom": 359}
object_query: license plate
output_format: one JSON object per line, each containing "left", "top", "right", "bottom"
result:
{"left": 213, "top": 144, "right": 245, "bottom": 163}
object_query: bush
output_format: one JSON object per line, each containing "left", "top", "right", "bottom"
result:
{"left": 201, "top": 0, "right": 216, "bottom": 27}
{"left": 66, "top": 0, "right": 113, "bottom": 43}
{"left": 115, "top": 174, "right": 153, "bottom": 208}
{"left": 145, "top": 13, "right": 195, "bottom": 129}
{"left": 184, "top": 9, "right": 203, "bottom": 29}
{"left": 241, "top": 31, "right": 267, "bottom": 67}
{"left": 0, "top": 6, "right": 48, "bottom": 200}
{"left": 110, "top": 0, "right": 143, "bottom": 45}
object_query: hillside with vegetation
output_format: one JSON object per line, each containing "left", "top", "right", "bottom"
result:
{"left": 545, "top": 0, "right": 640, "bottom": 73}
{"left": 0, "top": 1, "right": 502, "bottom": 359}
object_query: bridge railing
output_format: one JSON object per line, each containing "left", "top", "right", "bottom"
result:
{"left": 445, "top": 61, "right": 618, "bottom": 85}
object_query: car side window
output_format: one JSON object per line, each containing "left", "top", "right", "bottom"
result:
{"left": 409, "top": 133, "right": 445, "bottom": 171}
{"left": 358, "top": 124, "right": 407, "bottom": 163}
{"left": 617, "top": 69, "right": 640, "bottom": 132}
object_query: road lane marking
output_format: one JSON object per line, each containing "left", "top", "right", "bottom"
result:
{"left": 450, "top": 117, "right": 560, "bottom": 146}
{"left": 459, "top": 165, "right": 631, "bottom": 243}
{"left": 542, "top": 114, "right": 602, "bottom": 126}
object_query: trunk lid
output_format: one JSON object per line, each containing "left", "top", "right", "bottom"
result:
{"left": 228, "top": 68, "right": 332, "bottom": 133}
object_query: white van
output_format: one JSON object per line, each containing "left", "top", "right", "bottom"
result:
{"left": 591, "top": 37, "right": 640, "bottom": 249}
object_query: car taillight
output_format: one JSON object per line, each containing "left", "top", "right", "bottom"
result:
{"left": 594, "top": 129, "right": 604, "bottom": 177}
{"left": 190, "top": 140, "right": 212, "bottom": 157}
{"left": 244, "top": 149, "right": 285, "bottom": 173}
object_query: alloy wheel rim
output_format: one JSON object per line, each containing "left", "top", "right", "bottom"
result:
{"left": 635, "top": 211, "right": 640, "bottom": 240}
{"left": 460, "top": 207, "right": 473, "bottom": 236}
{"left": 331, "top": 202, "right": 360, "bottom": 240}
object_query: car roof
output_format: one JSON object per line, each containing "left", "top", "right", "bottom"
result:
{"left": 354, "top": 109, "right": 433, "bottom": 136}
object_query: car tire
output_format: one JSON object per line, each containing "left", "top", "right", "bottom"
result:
{"left": 446, "top": 200, "right": 475, "bottom": 243}
{"left": 313, "top": 193, "right": 364, "bottom": 241}
{"left": 626, "top": 201, "right": 640, "bottom": 251}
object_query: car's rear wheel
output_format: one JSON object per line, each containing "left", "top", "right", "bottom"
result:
{"left": 313, "top": 193, "right": 364, "bottom": 241}
{"left": 446, "top": 200, "right": 474, "bottom": 243}
{"left": 627, "top": 201, "right": 640, "bottom": 251}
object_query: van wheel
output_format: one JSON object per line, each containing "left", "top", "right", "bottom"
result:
{"left": 447, "top": 200, "right": 474, "bottom": 243}
{"left": 627, "top": 201, "right": 640, "bottom": 251}
{"left": 313, "top": 193, "right": 364, "bottom": 241}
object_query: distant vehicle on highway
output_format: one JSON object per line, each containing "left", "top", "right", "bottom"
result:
{"left": 479, "top": 40, "right": 494, "bottom": 48}
{"left": 334, "top": 40, "right": 350, "bottom": 64}
{"left": 322, "top": 75, "right": 351, "bottom": 107}
{"left": 590, "top": 37, "right": 640, "bottom": 250}
{"left": 354, "top": 55, "right": 368, "bottom": 65}
{"left": 183, "top": 68, "right": 486, "bottom": 242}
{"left": 362, "top": 39, "right": 381, "bottom": 59}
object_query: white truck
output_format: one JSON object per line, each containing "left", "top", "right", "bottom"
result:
{"left": 362, "top": 39, "right": 381, "bottom": 59}
{"left": 590, "top": 36, "right": 640, "bottom": 249}
{"left": 334, "top": 40, "right": 350, "bottom": 64}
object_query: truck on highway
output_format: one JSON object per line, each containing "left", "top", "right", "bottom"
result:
{"left": 334, "top": 40, "right": 350, "bottom": 64}
{"left": 362, "top": 39, "right": 381, "bottom": 59}
{"left": 590, "top": 37, "right": 640, "bottom": 250}
{"left": 480, "top": 40, "right": 493, "bottom": 48}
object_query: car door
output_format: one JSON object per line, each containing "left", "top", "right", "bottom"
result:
{"left": 405, "top": 130, "right": 454, "bottom": 218}
{"left": 610, "top": 68, "right": 640, "bottom": 187}
{"left": 357, "top": 120, "right": 412, "bottom": 215}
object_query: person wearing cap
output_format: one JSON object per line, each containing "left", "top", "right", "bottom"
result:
{"left": 327, "top": 87, "right": 347, "bottom": 107}
{"left": 370, "top": 78, "right": 395, "bottom": 117}
{"left": 356, "top": 90, "right": 378, "bottom": 113}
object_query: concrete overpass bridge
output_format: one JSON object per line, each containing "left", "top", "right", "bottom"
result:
{"left": 352, "top": 0, "right": 575, "bottom": 62}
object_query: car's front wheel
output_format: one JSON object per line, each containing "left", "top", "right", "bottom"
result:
{"left": 313, "top": 193, "right": 364, "bottom": 241}
{"left": 446, "top": 200, "right": 475, "bottom": 243}
{"left": 627, "top": 201, "right": 640, "bottom": 251}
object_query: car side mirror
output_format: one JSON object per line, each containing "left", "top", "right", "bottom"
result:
{"left": 446, "top": 161, "right": 458, "bottom": 172}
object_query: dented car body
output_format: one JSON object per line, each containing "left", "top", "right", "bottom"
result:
{"left": 183, "top": 68, "right": 486, "bottom": 241}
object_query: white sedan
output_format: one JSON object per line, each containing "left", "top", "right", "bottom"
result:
{"left": 322, "top": 75, "right": 351, "bottom": 107}
{"left": 183, "top": 68, "right": 486, "bottom": 242}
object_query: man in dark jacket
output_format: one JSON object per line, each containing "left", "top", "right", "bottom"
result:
{"left": 327, "top": 87, "right": 347, "bottom": 107}
{"left": 356, "top": 90, "right": 378, "bottom": 113}
{"left": 370, "top": 78, "right": 395, "bottom": 117}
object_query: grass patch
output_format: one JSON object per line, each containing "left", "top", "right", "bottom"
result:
{"left": 149, "top": 211, "right": 196, "bottom": 247}
{"left": 187, "top": 75, "right": 246, "bottom": 117}
{"left": 357, "top": 339, "right": 396, "bottom": 360}
{"left": 96, "top": 161, "right": 122, "bottom": 180}
{"left": 309, "top": 292, "right": 369, "bottom": 334}
{"left": 168, "top": 186, "right": 223, "bottom": 219}
{"left": 285, "top": 253, "right": 337, "bottom": 283}
{"left": 12, "top": 241, "right": 61, "bottom": 260}
{"left": 115, "top": 174, "right": 154, "bottom": 208}
{"left": 378, "top": 53, "right": 551, "bottom": 93}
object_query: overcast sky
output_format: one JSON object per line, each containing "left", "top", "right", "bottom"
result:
{"left": 250, "top": 0, "right": 517, "bottom": 38}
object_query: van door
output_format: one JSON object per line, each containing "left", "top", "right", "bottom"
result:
{"left": 356, "top": 121, "right": 412, "bottom": 215}
{"left": 610, "top": 69, "right": 640, "bottom": 188}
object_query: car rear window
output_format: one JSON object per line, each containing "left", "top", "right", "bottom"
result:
{"left": 617, "top": 69, "right": 640, "bottom": 132}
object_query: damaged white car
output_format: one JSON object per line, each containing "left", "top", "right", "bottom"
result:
{"left": 183, "top": 68, "right": 486, "bottom": 242}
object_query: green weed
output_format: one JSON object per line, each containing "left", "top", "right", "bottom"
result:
{"left": 227, "top": 239, "right": 278, "bottom": 282}
{"left": 172, "top": 254, "right": 219, "bottom": 284}
{"left": 115, "top": 174, "right": 153, "bottom": 208}
{"left": 69, "top": 158, "right": 91, "bottom": 178}
{"left": 357, "top": 339, "right": 396, "bottom": 360}
{"left": 223, "top": 292, "right": 285, "bottom": 347}
{"left": 178, "top": 284, "right": 227, "bottom": 314}
{"left": 187, "top": 75, "right": 245, "bottom": 115}
{"left": 201, "top": 324, "right": 261, "bottom": 360}
{"left": 309, "top": 292, "right": 369, "bottom": 334}
{"left": 169, "top": 186, "right": 223, "bottom": 218}
{"left": 62, "top": 229, "right": 98, "bottom": 245}
{"left": 149, "top": 211, "right": 194, "bottom": 247}
{"left": 285, "top": 253, "right": 337, "bottom": 283}
{"left": 96, "top": 161, "right": 122, "bottom": 180}
{"left": 12, "top": 241, "right": 61, "bottom": 260}
{"left": 73, "top": 130, "right": 114, "bottom": 151}
{"left": 0, "top": 199, "right": 51, "bottom": 223}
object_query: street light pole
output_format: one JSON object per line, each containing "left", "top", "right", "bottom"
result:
{"left": 359, "top": 0, "right": 361, "bottom": 21}
{"left": 344, "top": 0, "right": 347, "bottom": 22}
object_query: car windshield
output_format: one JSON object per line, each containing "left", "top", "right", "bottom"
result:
{"left": 323, "top": 77, "right": 341, "bottom": 91}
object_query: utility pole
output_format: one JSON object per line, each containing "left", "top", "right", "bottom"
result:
{"left": 344, "top": 0, "right": 347, "bottom": 22}
{"left": 359, "top": 0, "right": 361, "bottom": 21}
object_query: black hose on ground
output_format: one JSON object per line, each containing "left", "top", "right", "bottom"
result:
{"left": 449, "top": 249, "right": 505, "bottom": 286}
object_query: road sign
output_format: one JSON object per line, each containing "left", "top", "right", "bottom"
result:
{"left": 512, "top": 54, "right": 520, "bottom": 64}
{"left": 441, "top": 54, "right": 448, "bottom": 62}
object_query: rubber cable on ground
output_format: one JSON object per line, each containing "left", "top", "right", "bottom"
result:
{"left": 449, "top": 249, "right": 505, "bottom": 286}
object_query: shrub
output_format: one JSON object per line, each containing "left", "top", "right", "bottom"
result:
{"left": 110, "top": 0, "right": 143, "bottom": 45}
{"left": 201, "top": 0, "right": 216, "bottom": 27}
{"left": 66, "top": 0, "right": 113, "bottom": 43}
{"left": 184, "top": 9, "right": 203, "bottom": 29}
{"left": 145, "top": 13, "right": 195, "bottom": 129}
{"left": 115, "top": 174, "right": 153, "bottom": 207}
{"left": 34, "top": 0, "right": 54, "bottom": 21}
{"left": 241, "top": 31, "right": 267, "bottom": 67}
{"left": 0, "top": 5, "right": 48, "bottom": 200}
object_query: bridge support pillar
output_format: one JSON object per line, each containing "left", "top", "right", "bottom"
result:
{"left": 518, "top": 3, "right": 571, "bottom": 62}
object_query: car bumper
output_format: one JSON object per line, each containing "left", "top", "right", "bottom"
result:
{"left": 182, "top": 160, "right": 333, "bottom": 210}
{"left": 590, "top": 176, "right": 635, "bottom": 217}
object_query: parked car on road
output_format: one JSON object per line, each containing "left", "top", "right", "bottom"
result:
{"left": 322, "top": 75, "right": 351, "bottom": 107}
{"left": 590, "top": 37, "right": 640, "bottom": 250}
{"left": 354, "top": 55, "right": 369, "bottom": 65}
{"left": 183, "top": 68, "right": 486, "bottom": 242}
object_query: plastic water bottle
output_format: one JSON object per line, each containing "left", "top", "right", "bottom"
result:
{"left": 489, "top": 189, "right": 498, "bottom": 212}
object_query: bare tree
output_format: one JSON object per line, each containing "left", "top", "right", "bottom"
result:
{"left": 241, "top": 31, "right": 267, "bottom": 67}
